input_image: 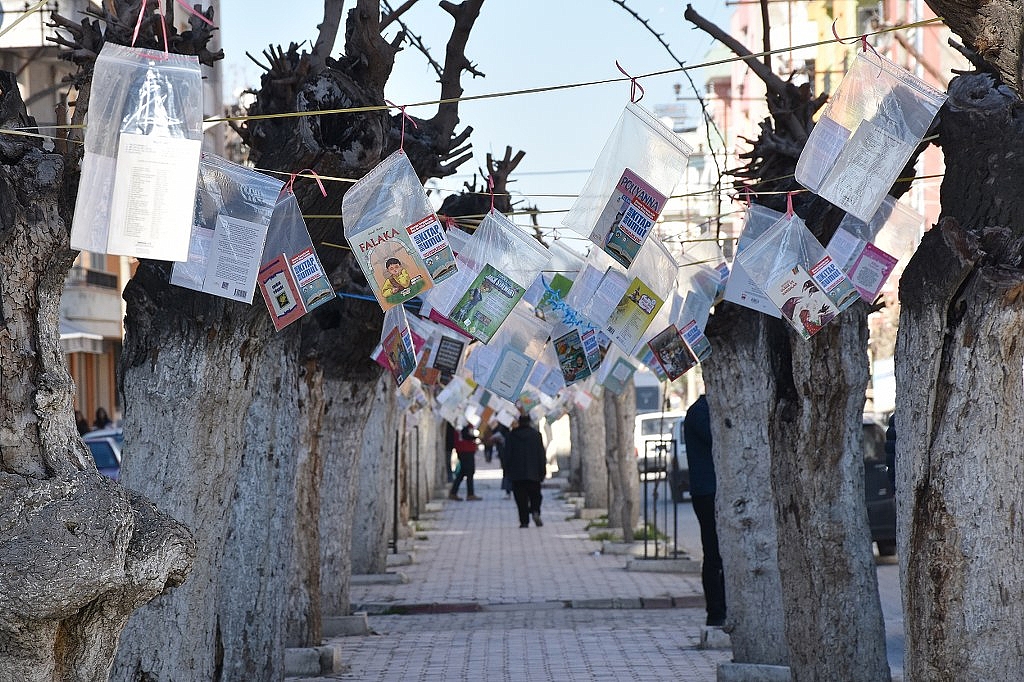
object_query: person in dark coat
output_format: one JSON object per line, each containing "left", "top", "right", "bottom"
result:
{"left": 684, "top": 394, "right": 727, "bottom": 627}
{"left": 502, "top": 412, "right": 547, "bottom": 527}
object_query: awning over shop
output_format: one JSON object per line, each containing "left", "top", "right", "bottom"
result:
{"left": 59, "top": 319, "right": 105, "bottom": 355}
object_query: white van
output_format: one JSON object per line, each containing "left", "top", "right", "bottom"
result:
{"left": 633, "top": 411, "right": 686, "bottom": 474}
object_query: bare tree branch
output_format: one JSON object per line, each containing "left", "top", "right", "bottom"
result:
{"left": 382, "top": 0, "right": 443, "bottom": 79}
{"left": 380, "top": 0, "right": 419, "bottom": 30}
{"left": 311, "top": 0, "right": 345, "bottom": 69}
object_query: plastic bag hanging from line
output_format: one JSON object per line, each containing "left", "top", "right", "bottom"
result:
{"left": 825, "top": 195, "right": 923, "bottom": 301}
{"left": 434, "top": 209, "right": 551, "bottom": 344}
{"left": 594, "top": 344, "right": 637, "bottom": 395}
{"left": 376, "top": 305, "right": 419, "bottom": 386}
{"left": 70, "top": 43, "right": 204, "bottom": 260}
{"left": 170, "top": 154, "right": 284, "bottom": 302}
{"left": 794, "top": 50, "right": 946, "bottom": 222}
{"left": 523, "top": 240, "right": 585, "bottom": 322}
{"left": 563, "top": 103, "right": 692, "bottom": 267}
{"left": 477, "top": 303, "right": 554, "bottom": 402}
{"left": 257, "top": 189, "right": 335, "bottom": 331}
{"left": 723, "top": 204, "right": 785, "bottom": 317}
{"left": 342, "top": 150, "right": 458, "bottom": 311}
{"left": 736, "top": 211, "right": 859, "bottom": 341}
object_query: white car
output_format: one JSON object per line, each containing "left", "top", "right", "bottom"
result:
{"left": 634, "top": 411, "right": 686, "bottom": 474}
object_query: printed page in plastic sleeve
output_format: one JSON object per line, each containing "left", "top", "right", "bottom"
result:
{"left": 106, "top": 133, "right": 202, "bottom": 261}
{"left": 201, "top": 215, "right": 268, "bottom": 302}
{"left": 818, "top": 120, "right": 914, "bottom": 222}
{"left": 407, "top": 214, "right": 458, "bottom": 285}
{"left": 489, "top": 346, "right": 534, "bottom": 402}
{"left": 680, "top": 319, "right": 712, "bottom": 362}
{"left": 795, "top": 116, "right": 851, "bottom": 193}
{"left": 602, "top": 357, "right": 636, "bottom": 395}
{"left": 825, "top": 226, "right": 866, "bottom": 271}
{"left": 449, "top": 264, "right": 527, "bottom": 343}
{"left": 605, "top": 277, "right": 664, "bottom": 351}
{"left": 586, "top": 268, "right": 631, "bottom": 327}
{"left": 69, "top": 154, "right": 116, "bottom": 253}
{"left": 590, "top": 168, "right": 667, "bottom": 269}
{"left": 723, "top": 261, "right": 782, "bottom": 318}
{"left": 848, "top": 242, "right": 898, "bottom": 300}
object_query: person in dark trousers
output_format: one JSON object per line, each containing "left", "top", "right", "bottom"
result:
{"left": 449, "top": 424, "right": 481, "bottom": 501}
{"left": 502, "top": 412, "right": 547, "bottom": 527}
{"left": 684, "top": 394, "right": 727, "bottom": 627}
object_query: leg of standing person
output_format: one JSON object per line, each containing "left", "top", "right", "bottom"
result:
{"left": 449, "top": 456, "right": 466, "bottom": 500}
{"left": 692, "top": 493, "right": 726, "bottom": 626}
{"left": 511, "top": 481, "right": 531, "bottom": 527}
{"left": 527, "top": 481, "right": 543, "bottom": 526}
{"left": 463, "top": 453, "right": 479, "bottom": 499}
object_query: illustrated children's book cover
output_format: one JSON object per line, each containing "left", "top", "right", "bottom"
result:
{"left": 353, "top": 226, "right": 432, "bottom": 310}
{"left": 407, "top": 214, "right": 458, "bottom": 284}
{"left": 766, "top": 260, "right": 857, "bottom": 341}
{"left": 381, "top": 324, "right": 417, "bottom": 385}
{"left": 647, "top": 325, "right": 697, "bottom": 380}
{"left": 553, "top": 328, "right": 592, "bottom": 385}
{"left": 449, "top": 264, "right": 526, "bottom": 343}
{"left": 590, "top": 168, "right": 667, "bottom": 269}
{"left": 605, "top": 277, "right": 665, "bottom": 352}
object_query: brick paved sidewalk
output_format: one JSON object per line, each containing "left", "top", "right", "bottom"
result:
{"left": 318, "top": 460, "right": 730, "bottom": 681}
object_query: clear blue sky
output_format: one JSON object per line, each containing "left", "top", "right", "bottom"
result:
{"left": 217, "top": 0, "right": 733, "bottom": 228}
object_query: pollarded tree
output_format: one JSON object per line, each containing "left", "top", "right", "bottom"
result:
{"left": 0, "top": 8, "right": 215, "bottom": 678}
{"left": 895, "top": 2, "right": 1024, "bottom": 676}
{"left": 102, "top": 0, "right": 487, "bottom": 679}
{"left": 686, "top": 5, "right": 892, "bottom": 679}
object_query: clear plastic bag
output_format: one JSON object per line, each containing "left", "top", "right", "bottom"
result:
{"left": 594, "top": 345, "right": 637, "bottom": 395}
{"left": 170, "top": 154, "right": 283, "bottom": 302}
{"left": 737, "top": 212, "right": 859, "bottom": 340}
{"left": 795, "top": 51, "right": 946, "bottom": 221}
{"left": 376, "top": 305, "right": 419, "bottom": 386}
{"left": 433, "top": 209, "right": 550, "bottom": 343}
{"left": 723, "top": 204, "right": 785, "bottom": 317}
{"left": 826, "top": 195, "right": 922, "bottom": 301}
{"left": 342, "top": 150, "right": 458, "bottom": 310}
{"left": 70, "top": 43, "right": 204, "bottom": 260}
{"left": 563, "top": 103, "right": 691, "bottom": 266}
{"left": 477, "top": 303, "right": 553, "bottom": 402}
{"left": 257, "top": 189, "right": 335, "bottom": 330}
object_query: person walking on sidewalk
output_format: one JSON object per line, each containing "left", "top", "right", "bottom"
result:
{"left": 449, "top": 424, "right": 481, "bottom": 501}
{"left": 503, "top": 412, "right": 547, "bottom": 527}
{"left": 684, "top": 394, "right": 727, "bottom": 627}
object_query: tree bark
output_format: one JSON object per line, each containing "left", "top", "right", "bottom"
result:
{"left": 703, "top": 308, "right": 788, "bottom": 666}
{"left": 569, "top": 402, "right": 608, "bottom": 509}
{"left": 898, "top": 71, "right": 1024, "bottom": 679}
{"left": 603, "top": 385, "right": 639, "bottom": 540}
{"left": 0, "top": 73, "right": 193, "bottom": 682}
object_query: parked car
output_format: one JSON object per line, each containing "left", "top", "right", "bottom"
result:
{"left": 83, "top": 427, "right": 123, "bottom": 480}
{"left": 862, "top": 419, "right": 896, "bottom": 556}
{"left": 633, "top": 411, "right": 685, "bottom": 475}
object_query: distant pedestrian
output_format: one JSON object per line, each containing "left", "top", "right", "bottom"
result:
{"left": 75, "top": 410, "right": 89, "bottom": 436}
{"left": 93, "top": 406, "right": 112, "bottom": 431}
{"left": 444, "top": 422, "right": 457, "bottom": 482}
{"left": 449, "top": 425, "right": 481, "bottom": 501}
{"left": 684, "top": 394, "right": 726, "bottom": 627}
{"left": 503, "top": 412, "right": 547, "bottom": 527}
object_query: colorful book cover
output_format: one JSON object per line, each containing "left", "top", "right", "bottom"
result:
{"left": 353, "top": 222, "right": 432, "bottom": 311}
{"left": 553, "top": 329, "right": 592, "bottom": 384}
{"left": 431, "top": 336, "right": 466, "bottom": 385}
{"left": 290, "top": 247, "right": 334, "bottom": 312}
{"left": 580, "top": 328, "right": 604, "bottom": 372}
{"left": 601, "top": 357, "right": 637, "bottom": 395}
{"left": 381, "top": 324, "right": 417, "bottom": 385}
{"left": 809, "top": 255, "right": 859, "bottom": 312}
{"left": 536, "top": 273, "right": 574, "bottom": 321}
{"left": 592, "top": 168, "right": 667, "bottom": 268}
{"left": 488, "top": 346, "right": 535, "bottom": 402}
{"left": 647, "top": 325, "right": 697, "bottom": 380}
{"left": 605, "top": 277, "right": 664, "bottom": 352}
{"left": 680, "top": 319, "right": 712, "bottom": 363}
{"left": 407, "top": 214, "right": 458, "bottom": 284}
{"left": 449, "top": 264, "right": 526, "bottom": 343}
{"left": 636, "top": 345, "right": 668, "bottom": 382}
{"left": 847, "top": 242, "right": 898, "bottom": 301}
{"left": 767, "top": 263, "right": 851, "bottom": 341}
{"left": 258, "top": 253, "right": 305, "bottom": 331}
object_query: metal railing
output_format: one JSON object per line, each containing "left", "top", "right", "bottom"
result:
{"left": 639, "top": 437, "right": 683, "bottom": 559}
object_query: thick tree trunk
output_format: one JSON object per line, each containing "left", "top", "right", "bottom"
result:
{"left": 349, "top": 382, "right": 399, "bottom": 575}
{"left": 568, "top": 400, "right": 608, "bottom": 508}
{"left": 703, "top": 309, "right": 788, "bottom": 666}
{"left": 898, "top": 72, "right": 1024, "bottom": 678}
{"left": 603, "top": 384, "right": 639, "bottom": 540}
{"left": 0, "top": 74, "right": 193, "bottom": 682}
{"left": 771, "top": 308, "right": 889, "bottom": 681}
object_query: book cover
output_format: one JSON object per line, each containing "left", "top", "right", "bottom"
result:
{"left": 847, "top": 242, "right": 898, "bottom": 301}
{"left": 289, "top": 247, "right": 334, "bottom": 312}
{"left": 601, "top": 357, "right": 637, "bottom": 395}
{"left": 431, "top": 336, "right": 466, "bottom": 385}
{"left": 352, "top": 222, "right": 432, "bottom": 311}
{"left": 553, "top": 329, "right": 592, "bottom": 384}
{"left": 605, "top": 277, "right": 664, "bottom": 352}
{"left": 258, "top": 253, "right": 305, "bottom": 331}
{"left": 407, "top": 214, "right": 458, "bottom": 284}
{"left": 592, "top": 168, "right": 667, "bottom": 268}
{"left": 488, "top": 346, "right": 534, "bottom": 402}
{"left": 647, "top": 325, "right": 697, "bottom": 380}
{"left": 381, "top": 324, "right": 417, "bottom": 385}
{"left": 449, "top": 264, "right": 526, "bottom": 343}
{"left": 767, "top": 264, "right": 842, "bottom": 341}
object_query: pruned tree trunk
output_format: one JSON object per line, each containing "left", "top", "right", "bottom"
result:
{"left": 350, "top": 386, "right": 399, "bottom": 575}
{"left": 0, "top": 72, "right": 193, "bottom": 682}
{"left": 569, "top": 402, "right": 608, "bottom": 509}
{"left": 603, "top": 384, "right": 639, "bottom": 540}
{"left": 703, "top": 310, "right": 788, "bottom": 666}
{"left": 897, "top": 71, "right": 1024, "bottom": 679}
